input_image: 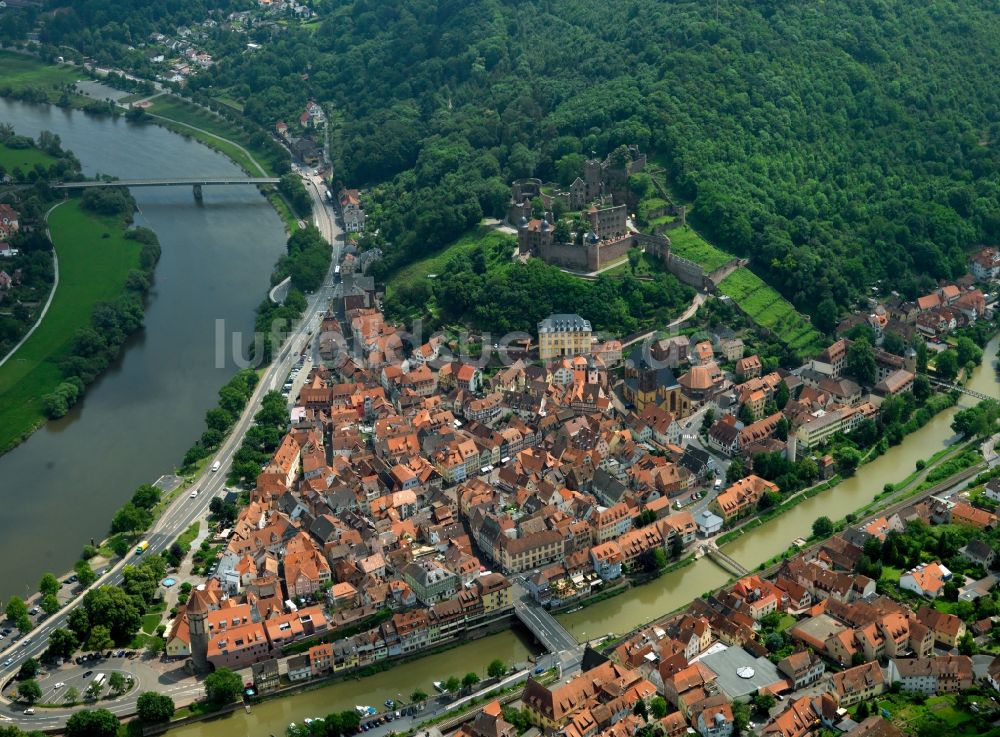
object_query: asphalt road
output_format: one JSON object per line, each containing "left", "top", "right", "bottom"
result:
{"left": 0, "top": 174, "right": 343, "bottom": 729}
{"left": 511, "top": 600, "right": 579, "bottom": 654}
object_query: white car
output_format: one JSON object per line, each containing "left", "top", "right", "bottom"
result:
{"left": 54, "top": 682, "right": 65, "bottom": 689}
{"left": 189, "top": 489, "right": 199, "bottom": 498}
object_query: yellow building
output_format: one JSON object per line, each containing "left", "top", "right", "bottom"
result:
{"left": 476, "top": 573, "right": 513, "bottom": 613}
{"left": 538, "top": 314, "right": 592, "bottom": 360}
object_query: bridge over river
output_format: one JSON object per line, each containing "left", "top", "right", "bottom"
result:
{"left": 53, "top": 177, "right": 280, "bottom": 200}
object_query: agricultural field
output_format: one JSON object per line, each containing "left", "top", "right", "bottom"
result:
{"left": 664, "top": 226, "right": 733, "bottom": 272}
{"left": 718, "top": 267, "right": 827, "bottom": 359}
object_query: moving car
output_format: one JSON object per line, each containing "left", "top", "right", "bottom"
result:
{"left": 190, "top": 489, "right": 199, "bottom": 498}
{"left": 211, "top": 460, "right": 221, "bottom": 472}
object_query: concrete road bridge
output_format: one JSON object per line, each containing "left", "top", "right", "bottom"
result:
{"left": 52, "top": 177, "right": 280, "bottom": 200}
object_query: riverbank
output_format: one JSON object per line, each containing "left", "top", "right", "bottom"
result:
{"left": 0, "top": 50, "right": 299, "bottom": 234}
{"left": 0, "top": 199, "right": 146, "bottom": 453}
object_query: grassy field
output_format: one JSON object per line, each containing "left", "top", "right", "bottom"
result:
{"left": 0, "top": 51, "right": 82, "bottom": 102}
{"left": 665, "top": 226, "right": 733, "bottom": 272}
{"left": 146, "top": 95, "right": 274, "bottom": 176}
{"left": 0, "top": 142, "right": 57, "bottom": 173}
{"left": 0, "top": 200, "right": 141, "bottom": 453}
{"left": 386, "top": 226, "right": 515, "bottom": 297}
{"left": 718, "top": 267, "right": 827, "bottom": 359}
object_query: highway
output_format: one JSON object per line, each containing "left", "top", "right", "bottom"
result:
{"left": 0, "top": 174, "right": 343, "bottom": 728}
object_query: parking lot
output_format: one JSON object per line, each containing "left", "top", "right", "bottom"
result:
{"left": 3, "top": 651, "right": 139, "bottom": 708}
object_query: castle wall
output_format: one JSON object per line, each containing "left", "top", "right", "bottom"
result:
{"left": 538, "top": 241, "right": 591, "bottom": 271}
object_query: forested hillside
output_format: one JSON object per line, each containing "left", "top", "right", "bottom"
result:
{"left": 31, "top": 0, "right": 1000, "bottom": 318}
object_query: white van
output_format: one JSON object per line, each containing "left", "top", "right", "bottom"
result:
{"left": 211, "top": 460, "right": 221, "bottom": 472}
{"left": 714, "top": 478, "right": 723, "bottom": 490}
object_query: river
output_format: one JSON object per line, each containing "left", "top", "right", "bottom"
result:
{"left": 0, "top": 99, "right": 286, "bottom": 600}
{"left": 168, "top": 336, "right": 998, "bottom": 737}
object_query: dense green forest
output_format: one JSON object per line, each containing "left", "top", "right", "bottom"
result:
{"left": 22, "top": 0, "right": 1000, "bottom": 319}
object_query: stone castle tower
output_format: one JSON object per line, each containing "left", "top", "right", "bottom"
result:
{"left": 187, "top": 585, "right": 213, "bottom": 673}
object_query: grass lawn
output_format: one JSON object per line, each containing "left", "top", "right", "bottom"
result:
{"left": 129, "top": 632, "right": 165, "bottom": 651}
{"left": 141, "top": 612, "right": 162, "bottom": 635}
{"left": 0, "top": 142, "right": 57, "bottom": 173}
{"left": 776, "top": 613, "right": 797, "bottom": 632}
{"left": 881, "top": 566, "right": 902, "bottom": 584}
{"left": 0, "top": 200, "right": 141, "bottom": 452}
{"left": 666, "top": 226, "right": 733, "bottom": 272}
{"left": 386, "top": 225, "right": 515, "bottom": 297}
{"left": 147, "top": 95, "right": 274, "bottom": 176}
{"left": 0, "top": 51, "right": 82, "bottom": 101}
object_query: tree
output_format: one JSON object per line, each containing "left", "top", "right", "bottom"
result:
{"left": 726, "top": 457, "right": 746, "bottom": 484}
{"left": 136, "top": 692, "right": 175, "bottom": 723}
{"left": 935, "top": 349, "right": 959, "bottom": 381}
{"left": 958, "top": 631, "right": 977, "bottom": 656}
{"left": 487, "top": 659, "right": 507, "bottom": 679}
{"left": 205, "top": 668, "right": 243, "bottom": 706}
{"left": 39, "top": 572, "right": 61, "bottom": 597}
{"left": 650, "top": 696, "right": 668, "bottom": 719}
{"left": 701, "top": 408, "right": 715, "bottom": 433}
{"left": 774, "top": 380, "right": 790, "bottom": 409}
{"left": 633, "top": 699, "right": 648, "bottom": 720}
{"left": 913, "top": 374, "right": 932, "bottom": 403}
{"left": 44, "top": 628, "right": 78, "bottom": 661}
{"left": 65, "top": 709, "right": 119, "bottom": 737}
{"left": 17, "top": 658, "right": 38, "bottom": 680}
{"left": 74, "top": 559, "right": 97, "bottom": 587}
{"left": 814, "top": 298, "right": 839, "bottom": 334}
{"left": 915, "top": 339, "right": 929, "bottom": 373}
{"left": 738, "top": 403, "right": 756, "bottom": 424}
{"left": 5, "top": 595, "right": 28, "bottom": 624}
{"left": 856, "top": 701, "right": 870, "bottom": 719}
{"left": 410, "top": 688, "right": 428, "bottom": 703}
{"left": 955, "top": 336, "right": 982, "bottom": 367}
{"left": 882, "top": 331, "right": 905, "bottom": 356}
{"left": 833, "top": 445, "right": 862, "bottom": 476}
{"left": 628, "top": 248, "right": 641, "bottom": 273}
{"left": 41, "top": 593, "right": 60, "bottom": 615}
{"left": 108, "top": 671, "right": 127, "bottom": 695}
{"left": 110, "top": 502, "right": 152, "bottom": 534}
{"left": 846, "top": 337, "right": 877, "bottom": 385}
{"left": 644, "top": 547, "right": 668, "bottom": 573}
{"left": 17, "top": 679, "right": 41, "bottom": 705}
{"left": 670, "top": 534, "right": 684, "bottom": 560}
{"left": 732, "top": 702, "right": 750, "bottom": 733}
{"left": 812, "top": 516, "right": 834, "bottom": 538}
{"left": 444, "top": 676, "right": 461, "bottom": 693}
{"left": 752, "top": 693, "right": 775, "bottom": 713}
{"left": 462, "top": 672, "right": 481, "bottom": 690}
{"left": 81, "top": 586, "right": 143, "bottom": 645}
{"left": 130, "top": 483, "right": 161, "bottom": 510}
{"left": 64, "top": 685, "right": 80, "bottom": 705}
{"left": 775, "top": 416, "right": 789, "bottom": 442}
{"left": 86, "top": 624, "right": 114, "bottom": 651}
